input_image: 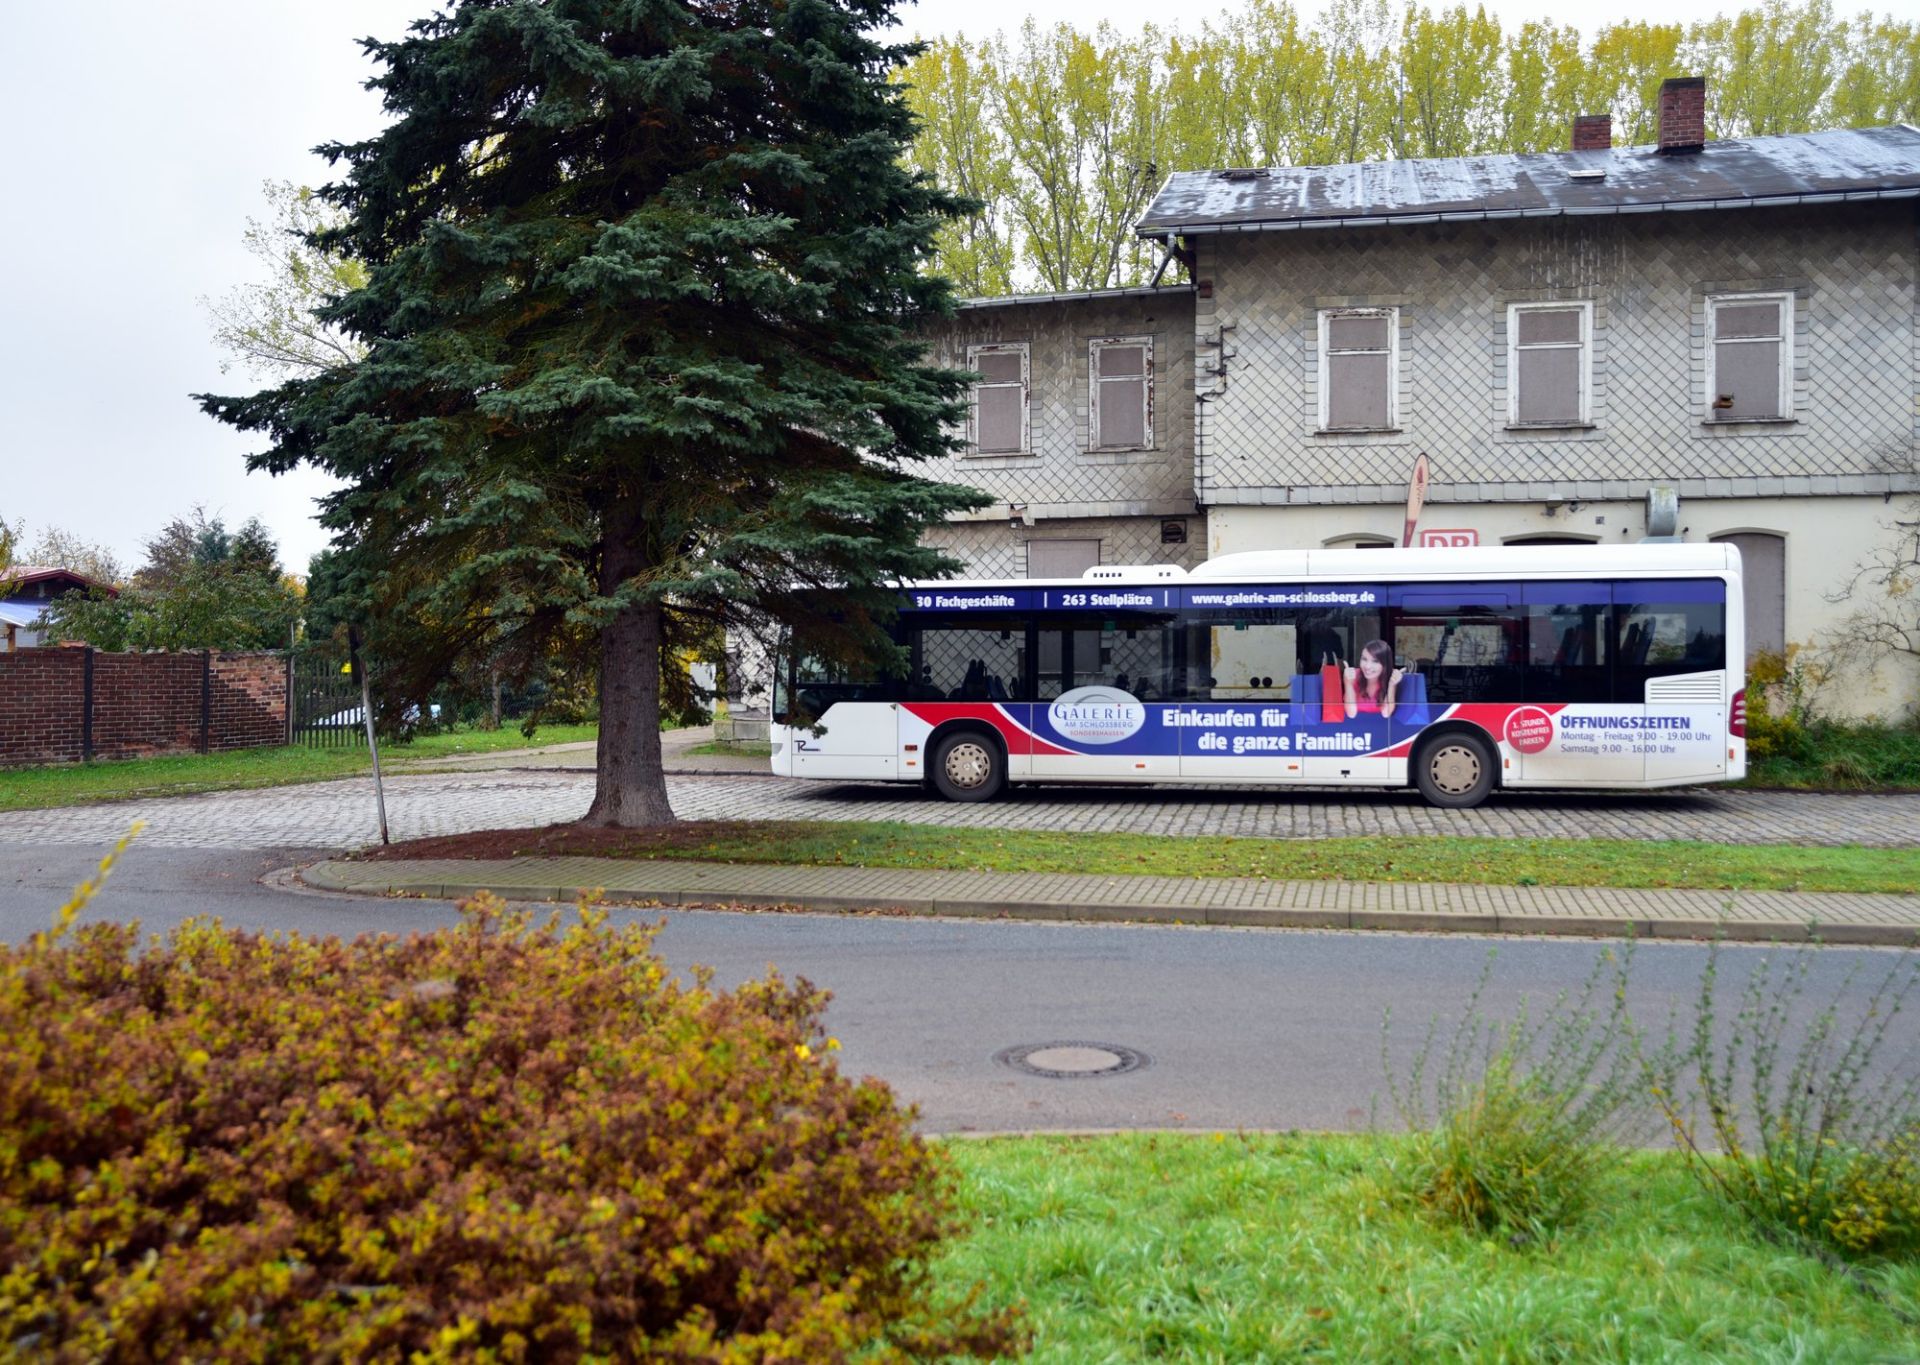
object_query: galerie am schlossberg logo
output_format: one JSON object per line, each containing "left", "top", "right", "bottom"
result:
{"left": 1047, "top": 686, "right": 1146, "bottom": 745}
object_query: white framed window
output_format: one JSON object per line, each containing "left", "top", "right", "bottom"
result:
{"left": 967, "top": 342, "right": 1029, "bottom": 454}
{"left": 1317, "top": 308, "right": 1397, "bottom": 431}
{"left": 1089, "top": 336, "right": 1152, "bottom": 450}
{"left": 1706, "top": 293, "right": 1792, "bottom": 421}
{"left": 1507, "top": 301, "right": 1592, "bottom": 426}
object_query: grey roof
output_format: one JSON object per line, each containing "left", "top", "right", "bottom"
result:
{"left": 1135, "top": 125, "right": 1920, "bottom": 237}
{"left": 958, "top": 283, "right": 1194, "bottom": 310}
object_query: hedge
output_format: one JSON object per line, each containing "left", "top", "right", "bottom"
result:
{"left": 0, "top": 859, "right": 1017, "bottom": 1361}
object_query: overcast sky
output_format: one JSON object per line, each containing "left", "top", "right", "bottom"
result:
{"left": 0, "top": 0, "right": 1801, "bottom": 576}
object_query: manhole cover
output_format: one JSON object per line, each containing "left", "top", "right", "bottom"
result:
{"left": 993, "top": 1041, "right": 1150, "bottom": 1080}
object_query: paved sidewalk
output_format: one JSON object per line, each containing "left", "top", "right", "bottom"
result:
{"left": 302, "top": 856, "right": 1920, "bottom": 947}
{"left": 8, "top": 771, "right": 1920, "bottom": 850}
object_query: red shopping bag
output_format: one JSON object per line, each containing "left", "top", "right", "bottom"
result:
{"left": 1320, "top": 654, "right": 1345, "bottom": 724}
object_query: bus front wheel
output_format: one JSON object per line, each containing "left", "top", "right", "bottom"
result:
{"left": 930, "top": 731, "right": 1005, "bottom": 803}
{"left": 1414, "top": 732, "right": 1496, "bottom": 809}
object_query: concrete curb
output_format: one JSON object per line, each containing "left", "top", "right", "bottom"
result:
{"left": 297, "top": 861, "right": 1920, "bottom": 947}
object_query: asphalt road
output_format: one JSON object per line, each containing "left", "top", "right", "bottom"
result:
{"left": 4, "top": 839, "right": 1911, "bottom": 1135}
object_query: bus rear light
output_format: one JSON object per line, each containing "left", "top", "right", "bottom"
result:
{"left": 903, "top": 744, "right": 918, "bottom": 752}
{"left": 1730, "top": 689, "right": 1747, "bottom": 738}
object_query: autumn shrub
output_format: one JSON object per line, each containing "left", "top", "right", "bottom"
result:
{"left": 1382, "top": 948, "right": 1643, "bottom": 1240}
{"left": 1742, "top": 646, "right": 1822, "bottom": 768}
{"left": 0, "top": 876, "right": 1018, "bottom": 1361}
{"left": 1642, "top": 940, "right": 1920, "bottom": 1262}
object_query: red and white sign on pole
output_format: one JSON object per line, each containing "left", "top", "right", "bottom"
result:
{"left": 1401, "top": 452, "right": 1430, "bottom": 547}
{"left": 1419, "top": 528, "right": 1479, "bottom": 548}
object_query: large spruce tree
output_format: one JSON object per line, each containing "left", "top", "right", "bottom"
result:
{"left": 201, "top": 0, "right": 988, "bottom": 826}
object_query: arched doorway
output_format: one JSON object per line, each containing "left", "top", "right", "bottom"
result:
{"left": 1711, "top": 532, "right": 1786, "bottom": 660}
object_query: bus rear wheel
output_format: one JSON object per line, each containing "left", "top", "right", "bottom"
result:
{"left": 1415, "top": 732, "right": 1496, "bottom": 809}
{"left": 930, "top": 731, "right": 1005, "bottom": 803}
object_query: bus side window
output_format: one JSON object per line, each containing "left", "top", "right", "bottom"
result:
{"left": 1612, "top": 584, "right": 1725, "bottom": 700}
{"left": 1523, "top": 583, "right": 1612, "bottom": 705}
{"left": 911, "top": 615, "right": 1028, "bottom": 702}
{"left": 1388, "top": 599, "right": 1524, "bottom": 704}
{"left": 1192, "top": 611, "right": 1293, "bottom": 702}
{"left": 1038, "top": 613, "right": 1180, "bottom": 700}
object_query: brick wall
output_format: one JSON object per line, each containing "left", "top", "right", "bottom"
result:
{"left": 0, "top": 651, "right": 288, "bottom": 767}
{"left": 0, "top": 651, "right": 86, "bottom": 765}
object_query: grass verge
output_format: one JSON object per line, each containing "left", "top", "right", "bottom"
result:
{"left": 0, "top": 724, "right": 599, "bottom": 813}
{"left": 685, "top": 740, "right": 773, "bottom": 758}
{"left": 364, "top": 819, "right": 1920, "bottom": 895}
{"left": 937, "top": 1132, "right": 1920, "bottom": 1362}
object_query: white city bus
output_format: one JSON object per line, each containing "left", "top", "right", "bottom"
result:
{"left": 770, "top": 543, "right": 1746, "bottom": 809}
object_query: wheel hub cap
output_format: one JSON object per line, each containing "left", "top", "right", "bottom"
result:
{"left": 945, "top": 742, "right": 991, "bottom": 788}
{"left": 1432, "top": 745, "right": 1481, "bottom": 795}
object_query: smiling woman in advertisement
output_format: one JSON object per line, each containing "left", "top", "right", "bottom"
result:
{"left": 1343, "top": 640, "right": 1405, "bottom": 719}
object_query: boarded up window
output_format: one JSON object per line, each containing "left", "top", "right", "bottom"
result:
{"left": 1709, "top": 296, "right": 1788, "bottom": 420}
{"left": 1027, "top": 539, "right": 1101, "bottom": 578}
{"left": 968, "top": 343, "right": 1027, "bottom": 453}
{"left": 1090, "top": 338, "right": 1150, "bottom": 449}
{"left": 1510, "top": 304, "right": 1588, "bottom": 425}
{"left": 1320, "top": 309, "right": 1394, "bottom": 429}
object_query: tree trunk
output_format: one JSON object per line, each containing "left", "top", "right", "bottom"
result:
{"left": 584, "top": 502, "right": 676, "bottom": 828}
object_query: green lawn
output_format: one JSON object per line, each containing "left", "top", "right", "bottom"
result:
{"left": 936, "top": 1133, "right": 1920, "bottom": 1362}
{"left": 685, "top": 739, "right": 772, "bottom": 758}
{"left": 522, "top": 820, "right": 1920, "bottom": 896}
{"left": 0, "top": 725, "right": 598, "bottom": 813}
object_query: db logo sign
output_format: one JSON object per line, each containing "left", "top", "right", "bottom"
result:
{"left": 1504, "top": 707, "right": 1555, "bottom": 754}
{"left": 1420, "top": 529, "right": 1479, "bottom": 547}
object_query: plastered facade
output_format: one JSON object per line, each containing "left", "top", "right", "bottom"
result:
{"left": 1208, "top": 496, "right": 1920, "bottom": 719}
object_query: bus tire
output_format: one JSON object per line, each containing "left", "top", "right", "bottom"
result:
{"left": 1414, "top": 731, "right": 1496, "bottom": 809}
{"left": 930, "top": 730, "right": 1005, "bottom": 803}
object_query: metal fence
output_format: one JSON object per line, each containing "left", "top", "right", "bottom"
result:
{"left": 291, "top": 658, "right": 366, "bottom": 749}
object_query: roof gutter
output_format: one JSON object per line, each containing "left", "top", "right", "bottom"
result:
{"left": 1135, "top": 185, "right": 1920, "bottom": 238}
{"left": 957, "top": 283, "right": 1196, "bottom": 311}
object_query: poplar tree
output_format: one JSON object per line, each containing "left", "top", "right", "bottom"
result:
{"left": 201, "top": 0, "right": 988, "bottom": 827}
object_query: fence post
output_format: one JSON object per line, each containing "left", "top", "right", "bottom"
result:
{"left": 200, "top": 650, "right": 212, "bottom": 755}
{"left": 285, "top": 653, "right": 295, "bottom": 745}
{"left": 81, "top": 647, "right": 94, "bottom": 762}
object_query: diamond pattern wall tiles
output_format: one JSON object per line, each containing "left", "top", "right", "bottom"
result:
{"left": 917, "top": 294, "right": 1198, "bottom": 517}
{"left": 1193, "top": 202, "right": 1919, "bottom": 506}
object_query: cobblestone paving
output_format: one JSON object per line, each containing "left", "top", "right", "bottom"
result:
{"left": 2, "top": 770, "right": 1917, "bottom": 850}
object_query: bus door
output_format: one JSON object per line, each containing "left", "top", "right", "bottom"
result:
{"left": 1296, "top": 595, "right": 1399, "bottom": 784}
{"left": 1031, "top": 611, "right": 1182, "bottom": 780}
{"left": 1175, "top": 609, "right": 1305, "bottom": 782}
{"left": 1614, "top": 581, "right": 1729, "bottom": 784}
{"left": 1515, "top": 581, "right": 1643, "bottom": 786}
{"left": 787, "top": 656, "right": 902, "bottom": 781}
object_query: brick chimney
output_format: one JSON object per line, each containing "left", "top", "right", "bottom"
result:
{"left": 1571, "top": 114, "right": 1612, "bottom": 151}
{"left": 1657, "top": 76, "right": 1706, "bottom": 154}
